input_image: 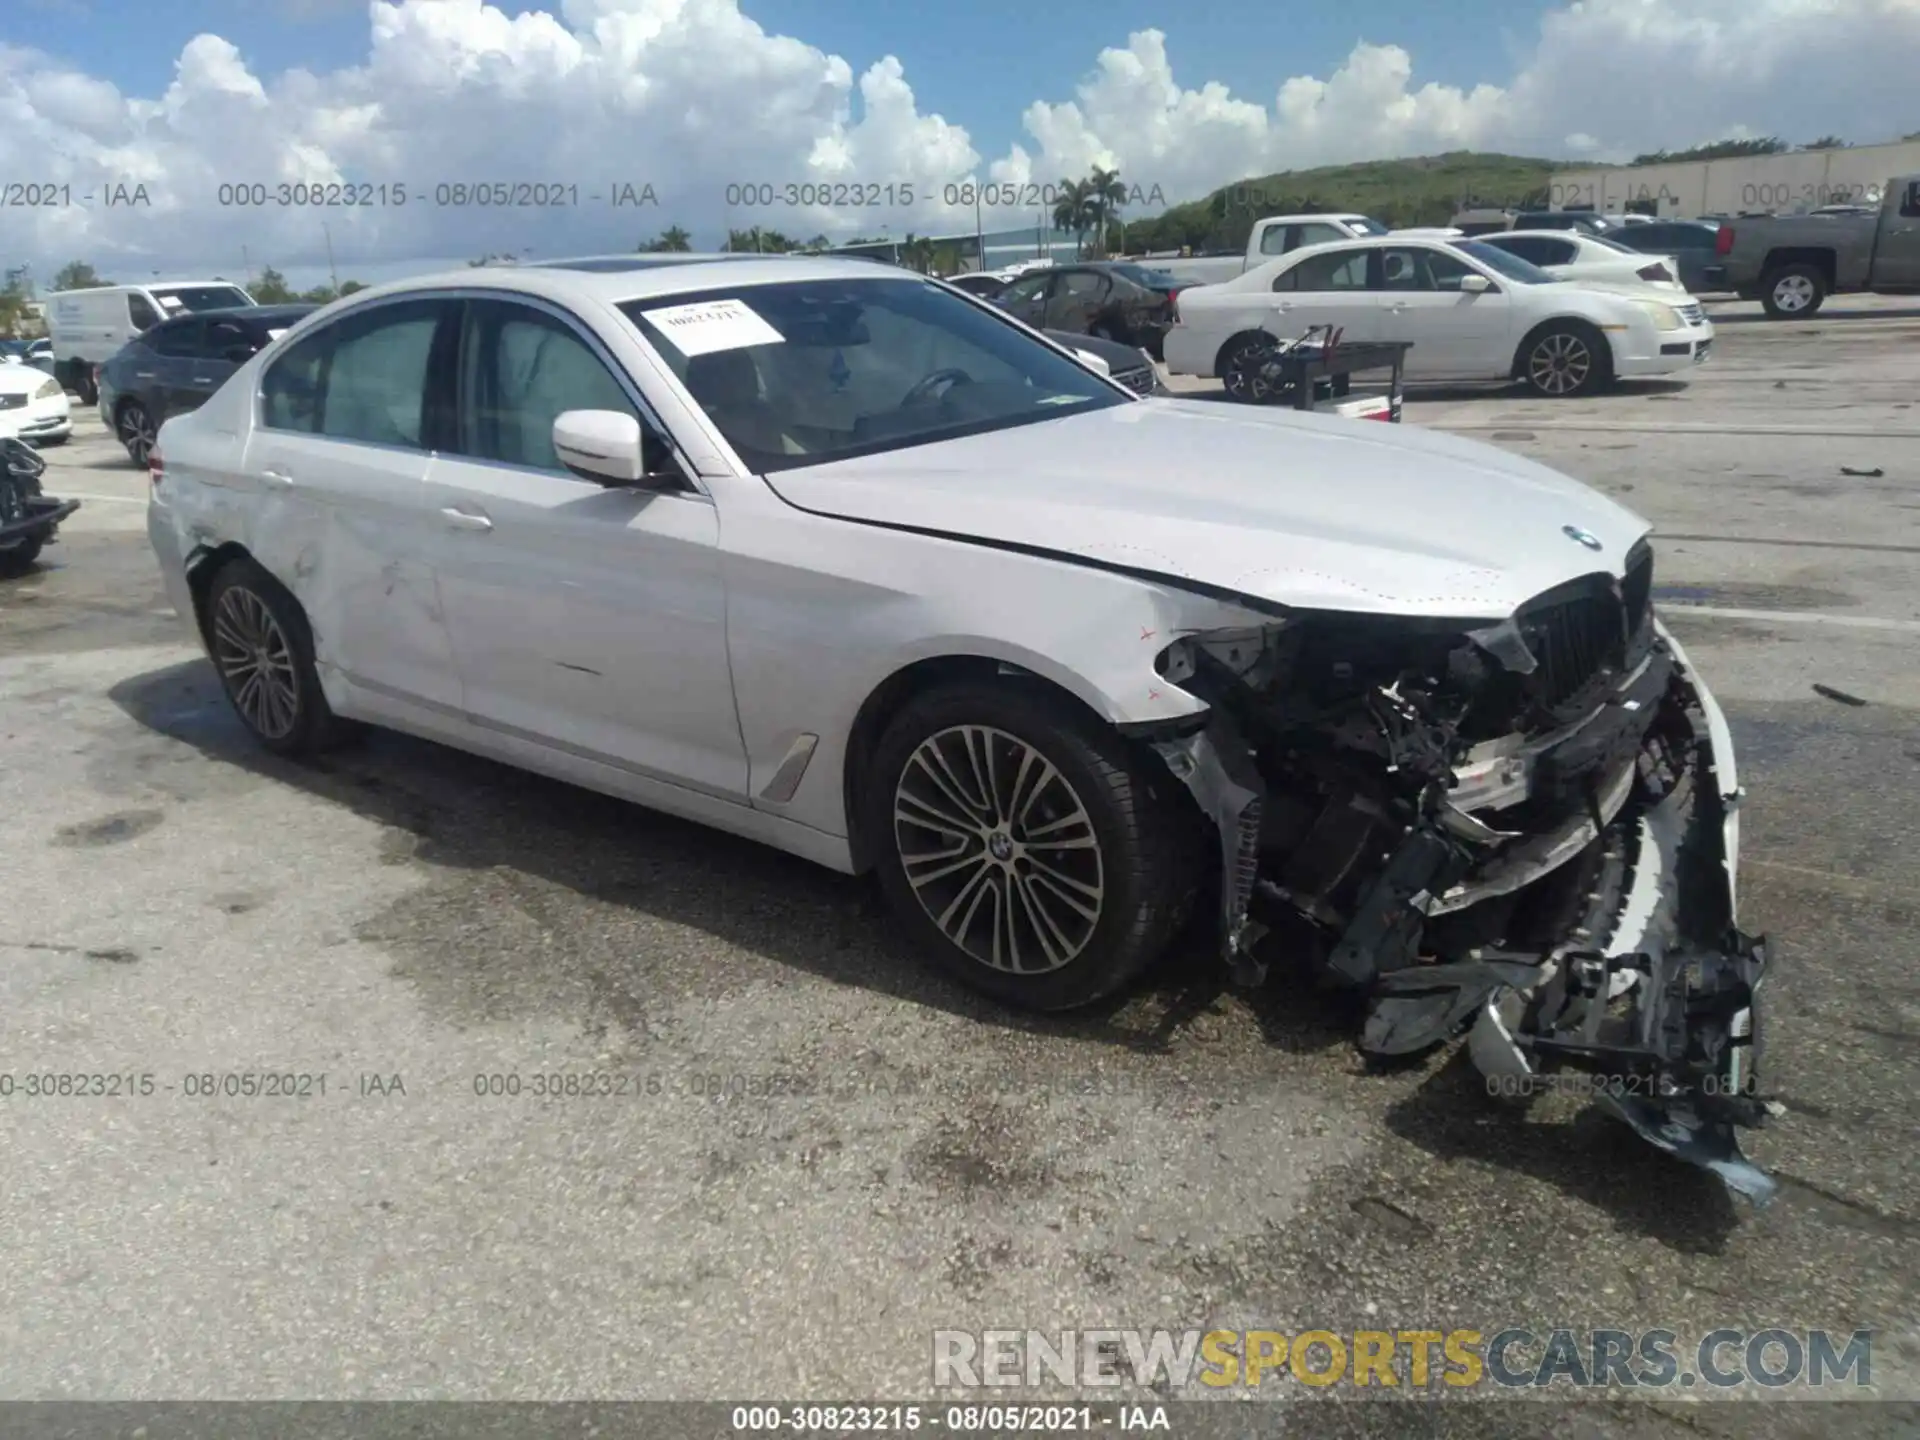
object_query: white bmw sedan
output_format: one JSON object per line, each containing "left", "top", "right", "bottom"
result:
{"left": 1163, "top": 236, "right": 1714, "bottom": 399}
{"left": 144, "top": 256, "right": 1770, "bottom": 1189}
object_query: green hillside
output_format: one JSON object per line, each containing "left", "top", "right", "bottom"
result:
{"left": 1118, "top": 151, "right": 1565, "bottom": 255}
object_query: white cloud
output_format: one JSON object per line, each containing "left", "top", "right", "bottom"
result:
{"left": 1, "top": 0, "right": 1916, "bottom": 281}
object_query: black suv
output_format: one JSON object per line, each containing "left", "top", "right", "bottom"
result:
{"left": 100, "top": 305, "right": 316, "bottom": 466}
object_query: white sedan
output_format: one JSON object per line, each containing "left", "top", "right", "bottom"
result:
{"left": 143, "top": 256, "right": 1770, "bottom": 1193}
{"left": 0, "top": 364, "right": 72, "bottom": 444}
{"left": 1476, "top": 230, "right": 1689, "bottom": 292}
{"left": 1163, "top": 236, "right": 1713, "bottom": 398}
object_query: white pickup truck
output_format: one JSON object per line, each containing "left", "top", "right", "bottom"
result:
{"left": 1149, "top": 214, "right": 1392, "bottom": 288}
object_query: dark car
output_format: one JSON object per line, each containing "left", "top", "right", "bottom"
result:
{"left": 1604, "top": 219, "right": 1728, "bottom": 294}
{"left": 945, "top": 272, "right": 1009, "bottom": 298}
{"left": 99, "top": 304, "right": 316, "bottom": 466}
{"left": 1042, "top": 328, "right": 1166, "bottom": 396}
{"left": 991, "top": 262, "right": 1182, "bottom": 358}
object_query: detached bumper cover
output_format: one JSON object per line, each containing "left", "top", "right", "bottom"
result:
{"left": 0, "top": 495, "right": 80, "bottom": 546}
{"left": 1155, "top": 614, "right": 1775, "bottom": 1201}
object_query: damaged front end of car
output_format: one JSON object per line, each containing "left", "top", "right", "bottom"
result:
{"left": 1143, "top": 540, "right": 1777, "bottom": 1202}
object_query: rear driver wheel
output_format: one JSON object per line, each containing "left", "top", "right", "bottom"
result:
{"left": 203, "top": 557, "right": 356, "bottom": 756}
{"left": 117, "top": 401, "right": 156, "bottom": 467}
{"left": 868, "top": 682, "right": 1197, "bottom": 1011}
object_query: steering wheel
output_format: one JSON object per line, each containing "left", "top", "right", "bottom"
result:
{"left": 900, "top": 368, "right": 974, "bottom": 408}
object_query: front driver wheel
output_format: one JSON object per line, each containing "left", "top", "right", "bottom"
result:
{"left": 1521, "top": 322, "right": 1611, "bottom": 398}
{"left": 203, "top": 556, "right": 356, "bottom": 756}
{"left": 869, "top": 682, "right": 1197, "bottom": 1011}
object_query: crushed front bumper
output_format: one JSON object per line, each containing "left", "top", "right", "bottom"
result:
{"left": 0, "top": 494, "right": 80, "bottom": 548}
{"left": 1158, "top": 620, "right": 1776, "bottom": 1202}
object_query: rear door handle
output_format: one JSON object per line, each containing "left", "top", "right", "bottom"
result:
{"left": 441, "top": 507, "right": 493, "bottom": 532}
{"left": 261, "top": 468, "right": 293, "bottom": 487}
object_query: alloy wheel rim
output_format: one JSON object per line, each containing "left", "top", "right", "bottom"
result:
{"left": 1774, "top": 275, "right": 1812, "bottom": 310}
{"left": 892, "top": 725, "right": 1105, "bottom": 975}
{"left": 1530, "top": 333, "right": 1591, "bottom": 394}
{"left": 120, "top": 407, "right": 155, "bottom": 464}
{"left": 211, "top": 586, "right": 301, "bottom": 739}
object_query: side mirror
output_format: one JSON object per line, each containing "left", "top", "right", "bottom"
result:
{"left": 1903, "top": 182, "right": 1920, "bottom": 218}
{"left": 1458, "top": 274, "right": 1493, "bottom": 294}
{"left": 553, "top": 409, "right": 680, "bottom": 488}
{"left": 1071, "top": 348, "right": 1112, "bottom": 375}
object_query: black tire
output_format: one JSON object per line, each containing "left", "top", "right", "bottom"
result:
{"left": 1760, "top": 263, "right": 1825, "bottom": 319}
{"left": 72, "top": 366, "right": 98, "bottom": 407}
{"left": 116, "top": 400, "right": 157, "bottom": 467}
{"left": 867, "top": 681, "right": 1198, "bottom": 1011}
{"left": 1217, "top": 332, "right": 1276, "bottom": 403}
{"left": 0, "top": 536, "right": 44, "bottom": 578}
{"left": 202, "top": 555, "right": 356, "bottom": 756}
{"left": 1518, "top": 320, "right": 1612, "bottom": 398}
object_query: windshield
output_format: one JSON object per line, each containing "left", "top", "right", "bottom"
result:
{"left": 1346, "top": 217, "right": 1391, "bottom": 236}
{"left": 1454, "top": 240, "right": 1554, "bottom": 284}
{"left": 151, "top": 285, "right": 256, "bottom": 314}
{"left": 620, "top": 277, "right": 1130, "bottom": 474}
{"left": 1110, "top": 263, "right": 1181, "bottom": 288}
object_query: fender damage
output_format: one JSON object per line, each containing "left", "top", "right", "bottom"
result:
{"left": 1143, "top": 542, "right": 1776, "bottom": 1201}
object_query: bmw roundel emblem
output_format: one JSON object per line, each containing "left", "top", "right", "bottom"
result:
{"left": 1563, "top": 525, "right": 1603, "bottom": 551}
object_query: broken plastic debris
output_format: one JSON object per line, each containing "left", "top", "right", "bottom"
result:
{"left": 1812, "top": 683, "right": 1868, "bottom": 707}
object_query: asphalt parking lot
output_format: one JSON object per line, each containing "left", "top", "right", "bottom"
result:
{"left": 3, "top": 297, "right": 1918, "bottom": 1432}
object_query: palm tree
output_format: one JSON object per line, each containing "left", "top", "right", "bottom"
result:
{"left": 643, "top": 225, "right": 692, "bottom": 252}
{"left": 899, "top": 233, "right": 937, "bottom": 273}
{"left": 1050, "top": 179, "right": 1095, "bottom": 258}
{"left": 1085, "top": 166, "right": 1128, "bottom": 257}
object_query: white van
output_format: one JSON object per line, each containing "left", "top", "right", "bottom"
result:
{"left": 46, "top": 281, "right": 257, "bottom": 403}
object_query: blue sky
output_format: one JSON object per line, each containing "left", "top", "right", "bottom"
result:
{"left": 17, "top": 0, "right": 1551, "bottom": 164}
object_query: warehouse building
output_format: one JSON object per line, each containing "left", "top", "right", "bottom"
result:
{"left": 822, "top": 223, "right": 1084, "bottom": 271}
{"left": 1548, "top": 136, "right": 1920, "bottom": 217}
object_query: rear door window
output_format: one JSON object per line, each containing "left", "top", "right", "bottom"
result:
{"left": 149, "top": 320, "right": 205, "bottom": 357}
{"left": 260, "top": 298, "right": 453, "bottom": 445}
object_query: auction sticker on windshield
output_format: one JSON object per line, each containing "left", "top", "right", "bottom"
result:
{"left": 643, "top": 298, "right": 785, "bottom": 356}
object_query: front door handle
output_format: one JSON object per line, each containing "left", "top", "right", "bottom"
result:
{"left": 441, "top": 507, "right": 493, "bottom": 532}
{"left": 1384, "top": 302, "right": 1410, "bottom": 312}
{"left": 260, "top": 468, "right": 293, "bottom": 487}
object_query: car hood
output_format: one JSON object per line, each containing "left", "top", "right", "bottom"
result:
{"left": 0, "top": 364, "right": 52, "bottom": 396}
{"left": 761, "top": 400, "right": 1652, "bottom": 619}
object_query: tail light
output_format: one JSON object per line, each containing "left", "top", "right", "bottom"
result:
{"left": 1637, "top": 263, "right": 1673, "bottom": 282}
{"left": 149, "top": 448, "right": 163, "bottom": 487}
{"left": 1715, "top": 224, "right": 1734, "bottom": 255}
{"left": 1170, "top": 292, "right": 1183, "bottom": 325}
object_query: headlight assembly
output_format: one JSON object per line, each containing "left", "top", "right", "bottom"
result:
{"left": 1634, "top": 300, "right": 1682, "bottom": 332}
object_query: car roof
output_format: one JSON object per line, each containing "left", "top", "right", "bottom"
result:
{"left": 329, "top": 255, "right": 928, "bottom": 309}
{"left": 1489, "top": 230, "right": 1595, "bottom": 241}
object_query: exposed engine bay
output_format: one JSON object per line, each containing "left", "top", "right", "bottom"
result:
{"left": 1143, "top": 541, "right": 1776, "bottom": 1201}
